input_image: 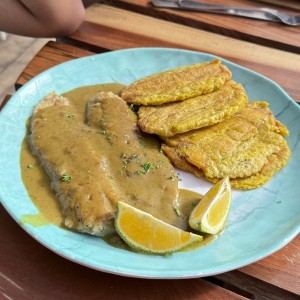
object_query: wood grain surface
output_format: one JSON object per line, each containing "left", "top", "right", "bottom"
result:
{"left": 107, "top": 0, "right": 300, "bottom": 53}
{"left": 11, "top": 40, "right": 300, "bottom": 298}
{"left": 0, "top": 204, "right": 248, "bottom": 300}
{"left": 64, "top": 4, "right": 300, "bottom": 103}
{"left": 3, "top": 2, "right": 300, "bottom": 298}
{"left": 252, "top": 0, "right": 300, "bottom": 11}
{"left": 239, "top": 235, "right": 300, "bottom": 295}
{"left": 15, "top": 41, "right": 94, "bottom": 88}
{"left": 0, "top": 94, "right": 11, "bottom": 111}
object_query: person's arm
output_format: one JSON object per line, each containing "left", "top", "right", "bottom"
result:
{"left": 0, "top": 0, "right": 85, "bottom": 37}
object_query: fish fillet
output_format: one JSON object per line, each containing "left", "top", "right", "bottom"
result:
{"left": 138, "top": 80, "right": 248, "bottom": 137}
{"left": 121, "top": 59, "right": 232, "bottom": 105}
{"left": 164, "top": 102, "right": 290, "bottom": 180}
{"left": 29, "top": 92, "right": 179, "bottom": 236}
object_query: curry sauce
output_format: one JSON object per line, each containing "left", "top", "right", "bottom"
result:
{"left": 21, "top": 84, "right": 203, "bottom": 233}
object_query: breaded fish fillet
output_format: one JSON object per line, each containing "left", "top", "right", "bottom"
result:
{"left": 138, "top": 80, "right": 248, "bottom": 137}
{"left": 164, "top": 102, "right": 290, "bottom": 180}
{"left": 29, "top": 92, "right": 179, "bottom": 236}
{"left": 121, "top": 59, "right": 232, "bottom": 105}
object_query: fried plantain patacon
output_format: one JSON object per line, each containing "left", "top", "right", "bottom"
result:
{"left": 162, "top": 102, "right": 290, "bottom": 189}
{"left": 138, "top": 80, "right": 248, "bottom": 137}
{"left": 121, "top": 59, "right": 232, "bottom": 105}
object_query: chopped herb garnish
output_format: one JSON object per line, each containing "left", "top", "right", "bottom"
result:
{"left": 177, "top": 173, "right": 182, "bottom": 181}
{"left": 107, "top": 175, "right": 114, "bottom": 179}
{"left": 131, "top": 194, "right": 138, "bottom": 201}
{"left": 27, "top": 164, "right": 34, "bottom": 169}
{"left": 125, "top": 170, "right": 135, "bottom": 177}
{"left": 67, "top": 114, "right": 75, "bottom": 118}
{"left": 120, "top": 153, "right": 155, "bottom": 176}
{"left": 121, "top": 153, "right": 139, "bottom": 164}
{"left": 121, "top": 153, "right": 127, "bottom": 160}
{"left": 131, "top": 154, "right": 139, "bottom": 160}
{"left": 192, "top": 201, "right": 198, "bottom": 207}
{"left": 96, "top": 130, "right": 106, "bottom": 135}
{"left": 141, "top": 162, "right": 154, "bottom": 174}
{"left": 61, "top": 174, "right": 72, "bottom": 183}
{"left": 173, "top": 206, "right": 181, "bottom": 217}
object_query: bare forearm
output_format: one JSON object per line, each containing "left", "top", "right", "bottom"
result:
{"left": 0, "top": 0, "right": 85, "bottom": 37}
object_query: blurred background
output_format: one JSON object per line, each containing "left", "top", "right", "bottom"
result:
{"left": 0, "top": 35, "right": 51, "bottom": 105}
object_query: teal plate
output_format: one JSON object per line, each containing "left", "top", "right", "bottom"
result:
{"left": 0, "top": 48, "right": 299, "bottom": 278}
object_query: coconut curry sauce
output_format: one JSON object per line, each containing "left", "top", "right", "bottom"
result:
{"left": 21, "top": 84, "right": 204, "bottom": 238}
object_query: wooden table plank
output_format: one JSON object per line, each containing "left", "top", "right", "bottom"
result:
{"left": 213, "top": 234, "right": 300, "bottom": 298}
{"left": 108, "top": 0, "right": 300, "bottom": 53}
{"left": 215, "top": 269, "right": 299, "bottom": 299}
{"left": 10, "top": 40, "right": 300, "bottom": 298}
{"left": 15, "top": 41, "right": 95, "bottom": 89}
{"left": 0, "top": 94, "right": 11, "bottom": 111}
{"left": 252, "top": 0, "right": 300, "bottom": 11}
{"left": 0, "top": 204, "right": 248, "bottom": 300}
{"left": 2, "top": 2, "right": 299, "bottom": 299}
{"left": 64, "top": 4, "right": 300, "bottom": 103}
{"left": 239, "top": 234, "right": 300, "bottom": 295}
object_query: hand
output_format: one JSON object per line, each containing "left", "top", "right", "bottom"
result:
{"left": 0, "top": 0, "right": 85, "bottom": 37}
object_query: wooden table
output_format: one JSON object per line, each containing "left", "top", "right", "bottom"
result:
{"left": 1, "top": 1, "right": 299, "bottom": 299}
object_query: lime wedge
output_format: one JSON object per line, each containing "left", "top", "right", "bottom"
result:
{"left": 189, "top": 177, "right": 231, "bottom": 234}
{"left": 115, "top": 201, "right": 203, "bottom": 255}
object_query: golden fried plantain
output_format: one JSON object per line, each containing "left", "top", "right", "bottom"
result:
{"left": 138, "top": 80, "right": 248, "bottom": 137}
{"left": 227, "top": 145, "right": 291, "bottom": 189}
{"left": 162, "top": 142, "right": 290, "bottom": 190}
{"left": 163, "top": 102, "right": 290, "bottom": 180}
{"left": 161, "top": 144, "right": 204, "bottom": 178}
{"left": 121, "top": 59, "right": 232, "bottom": 105}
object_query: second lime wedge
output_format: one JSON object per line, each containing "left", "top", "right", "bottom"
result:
{"left": 189, "top": 177, "right": 231, "bottom": 234}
